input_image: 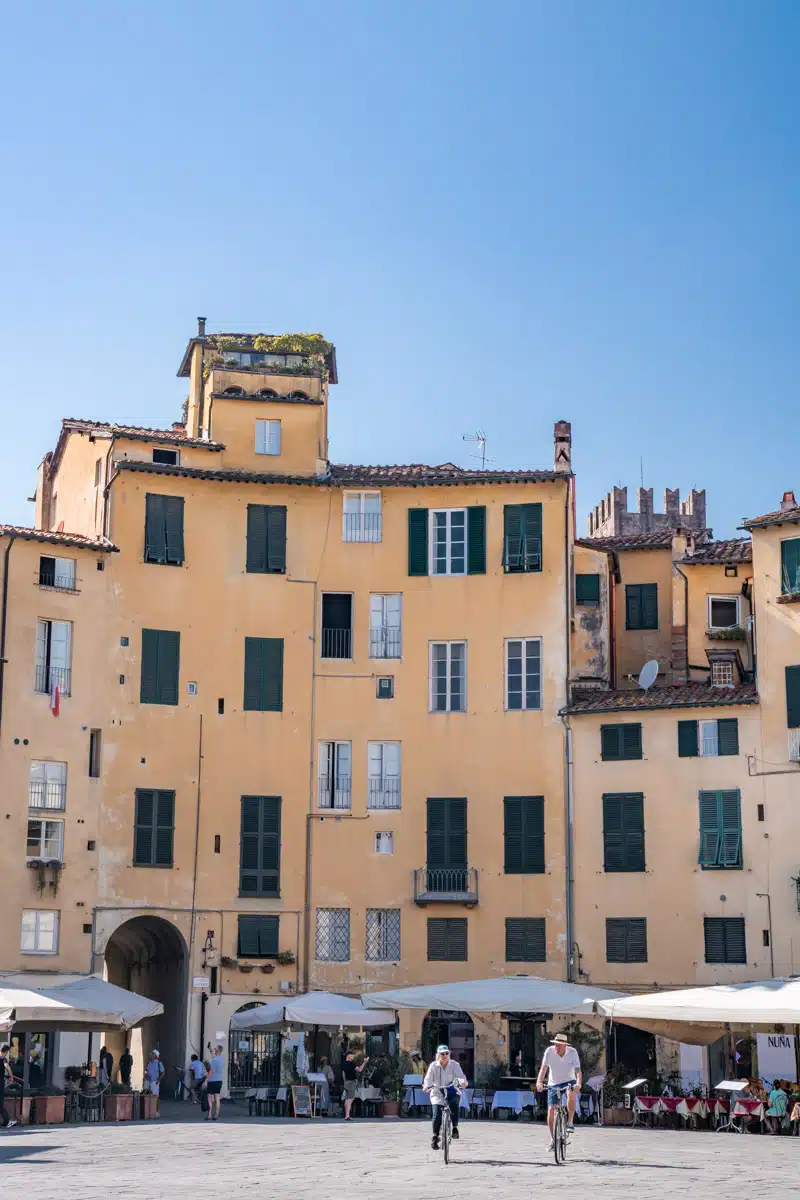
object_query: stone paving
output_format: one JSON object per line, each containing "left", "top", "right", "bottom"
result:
{"left": 0, "top": 1113, "right": 795, "bottom": 1199}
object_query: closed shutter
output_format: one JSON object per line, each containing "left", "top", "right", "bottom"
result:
{"left": 239, "top": 796, "right": 281, "bottom": 896}
{"left": 140, "top": 629, "right": 180, "bottom": 705}
{"left": 781, "top": 539, "right": 800, "bottom": 594}
{"left": 703, "top": 917, "right": 726, "bottom": 963}
{"left": 786, "top": 666, "right": 800, "bottom": 729}
{"left": 164, "top": 497, "right": 185, "bottom": 564}
{"left": 678, "top": 720, "right": 699, "bottom": 757}
{"left": 641, "top": 583, "right": 658, "bottom": 629}
{"left": 605, "top": 919, "right": 627, "bottom": 963}
{"left": 575, "top": 573, "right": 601, "bottom": 604}
{"left": 407, "top": 509, "right": 429, "bottom": 576}
{"left": 603, "top": 793, "right": 645, "bottom": 872}
{"left": 427, "top": 918, "right": 468, "bottom": 962}
{"left": 154, "top": 790, "right": 175, "bottom": 866}
{"left": 625, "top": 919, "right": 648, "bottom": 962}
{"left": 503, "top": 796, "right": 545, "bottom": 874}
{"left": 246, "top": 505, "right": 269, "bottom": 573}
{"left": 426, "top": 798, "right": 467, "bottom": 870}
{"left": 238, "top": 915, "right": 279, "bottom": 958}
{"left": 467, "top": 507, "right": 486, "bottom": 575}
{"left": 626, "top": 584, "right": 658, "bottom": 630}
{"left": 145, "top": 494, "right": 167, "bottom": 563}
{"left": 133, "top": 789, "right": 155, "bottom": 865}
{"left": 705, "top": 917, "right": 746, "bottom": 964}
{"left": 266, "top": 506, "right": 287, "bottom": 572}
{"left": 600, "top": 726, "right": 619, "bottom": 760}
{"left": 505, "top": 917, "right": 546, "bottom": 963}
{"left": 503, "top": 504, "right": 542, "bottom": 571}
{"left": 243, "top": 637, "right": 284, "bottom": 711}
{"left": 719, "top": 790, "right": 742, "bottom": 867}
{"left": 600, "top": 724, "right": 641, "bottom": 760}
{"left": 606, "top": 918, "right": 647, "bottom": 963}
{"left": 625, "top": 586, "right": 642, "bottom": 630}
{"left": 723, "top": 917, "right": 747, "bottom": 963}
{"left": 622, "top": 724, "right": 642, "bottom": 758}
{"left": 717, "top": 718, "right": 739, "bottom": 756}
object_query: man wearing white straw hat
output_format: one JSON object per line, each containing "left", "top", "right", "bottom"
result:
{"left": 536, "top": 1032, "right": 582, "bottom": 1150}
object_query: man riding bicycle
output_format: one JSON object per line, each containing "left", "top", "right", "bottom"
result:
{"left": 423, "top": 1045, "right": 468, "bottom": 1151}
{"left": 536, "top": 1032, "right": 582, "bottom": 1150}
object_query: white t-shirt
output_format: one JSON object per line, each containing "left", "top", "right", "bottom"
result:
{"left": 542, "top": 1045, "right": 581, "bottom": 1086}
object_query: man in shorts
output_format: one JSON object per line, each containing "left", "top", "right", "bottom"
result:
{"left": 205, "top": 1045, "right": 225, "bottom": 1122}
{"left": 342, "top": 1051, "right": 369, "bottom": 1121}
{"left": 536, "top": 1033, "right": 582, "bottom": 1150}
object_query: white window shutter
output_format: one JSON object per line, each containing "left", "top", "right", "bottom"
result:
{"left": 35, "top": 620, "right": 48, "bottom": 668}
{"left": 49, "top": 621, "right": 71, "bottom": 670}
{"left": 386, "top": 594, "right": 401, "bottom": 628}
{"left": 255, "top": 421, "right": 268, "bottom": 454}
{"left": 337, "top": 742, "right": 352, "bottom": 778}
{"left": 368, "top": 743, "right": 383, "bottom": 778}
{"left": 267, "top": 421, "right": 281, "bottom": 455}
{"left": 384, "top": 743, "right": 400, "bottom": 778}
{"left": 369, "top": 595, "right": 383, "bottom": 630}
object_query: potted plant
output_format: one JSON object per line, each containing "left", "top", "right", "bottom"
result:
{"left": 140, "top": 1090, "right": 159, "bottom": 1119}
{"left": 220, "top": 955, "right": 238, "bottom": 968}
{"left": 63, "top": 1065, "right": 83, "bottom": 1092}
{"left": 4, "top": 1084, "right": 31, "bottom": 1124}
{"left": 104, "top": 1082, "right": 134, "bottom": 1121}
{"left": 260, "top": 963, "right": 275, "bottom": 974}
{"left": 33, "top": 1085, "right": 65, "bottom": 1125}
{"left": 601, "top": 1063, "right": 634, "bottom": 1125}
{"left": 239, "top": 962, "right": 254, "bottom": 974}
{"left": 379, "top": 1056, "right": 403, "bottom": 1118}
{"left": 276, "top": 950, "right": 295, "bottom": 966}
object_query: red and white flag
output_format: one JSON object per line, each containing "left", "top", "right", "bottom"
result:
{"left": 50, "top": 681, "right": 60, "bottom": 717}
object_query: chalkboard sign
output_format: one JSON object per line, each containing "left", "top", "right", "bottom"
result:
{"left": 291, "top": 1085, "right": 312, "bottom": 1118}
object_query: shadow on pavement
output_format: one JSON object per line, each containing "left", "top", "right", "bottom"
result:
{"left": 0, "top": 1141, "right": 61, "bottom": 1165}
{"left": 454, "top": 1158, "right": 699, "bottom": 1171}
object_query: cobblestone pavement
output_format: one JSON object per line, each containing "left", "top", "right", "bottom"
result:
{"left": 0, "top": 1116, "right": 795, "bottom": 1200}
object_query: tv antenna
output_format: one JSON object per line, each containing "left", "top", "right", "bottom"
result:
{"left": 638, "top": 660, "right": 659, "bottom": 691}
{"left": 462, "top": 429, "right": 494, "bottom": 469}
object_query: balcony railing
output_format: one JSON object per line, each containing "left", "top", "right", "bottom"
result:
{"left": 318, "top": 776, "right": 352, "bottom": 809}
{"left": 321, "top": 627, "right": 352, "bottom": 659}
{"left": 369, "top": 628, "right": 402, "bottom": 659}
{"left": 503, "top": 536, "right": 542, "bottom": 573}
{"left": 34, "top": 665, "right": 71, "bottom": 697}
{"left": 413, "top": 866, "right": 479, "bottom": 906}
{"left": 38, "top": 570, "right": 76, "bottom": 592}
{"left": 368, "top": 778, "right": 401, "bottom": 809}
{"left": 343, "top": 512, "right": 382, "bottom": 543}
{"left": 29, "top": 781, "right": 66, "bottom": 811}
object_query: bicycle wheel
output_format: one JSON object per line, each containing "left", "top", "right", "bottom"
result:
{"left": 554, "top": 1107, "right": 565, "bottom": 1165}
{"left": 443, "top": 1109, "right": 450, "bottom": 1165}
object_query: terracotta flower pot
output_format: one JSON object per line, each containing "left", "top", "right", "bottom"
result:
{"left": 33, "top": 1094, "right": 65, "bottom": 1125}
{"left": 6, "top": 1096, "right": 32, "bottom": 1124}
{"left": 380, "top": 1099, "right": 400, "bottom": 1118}
{"left": 140, "top": 1093, "right": 159, "bottom": 1119}
{"left": 104, "top": 1092, "right": 134, "bottom": 1121}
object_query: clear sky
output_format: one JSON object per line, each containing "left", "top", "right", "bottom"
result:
{"left": 1, "top": 1, "right": 797, "bottom": 535}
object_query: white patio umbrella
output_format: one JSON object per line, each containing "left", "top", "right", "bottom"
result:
{"left": 361, "top": 976, "right": 626, "bottom": 1014}
{"left": 41, "top": 977, "right": 163, "bottom": 1029}
{"left": 0, "top": 983, "right": 123, "bottom": 1033}
{"left": 230, "top": 990, "right": 396, "bottom": 1032}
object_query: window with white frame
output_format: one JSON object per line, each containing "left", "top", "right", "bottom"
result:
{"left": 343, "top": 491, "right": 382, "bottom": 543}
{"left": 27, "top": 818, "right": 64, "bottom": 862}
{"left": 369, "top": 594, "right": 402, "bottom": 658}
{"left": 35, "top": 619, "right": 72, "bottom": 696}
{"left": 318, "top": 741, "right": 352, "bottom": 809}
{"left": 430, "top": 642, "right": 466, "bottom": 712}
{"left": 711, "top": 661, "right": 734, "bottom": 687}
{"left": 375, "top": 831, "right": 394, "bottom": 855}
{"left": 366, "top": 909, "right": 400, "bottom": 961}
{"left": 20, "top": 909, "right": 59, "bottom": 954}
{"left": 368, "top": 742, "right": 401, "bottom": 809}
{"left": 315, "top": 907, "right": 350, "bottom": 961}
{"left": 29, "top": 760, "right": 67, "bottom": 810}
{"left": 255, "top": 419, "right": 281, "bottom": 455}
{"left": 699, "top": 719, "right": 719, "bottom": 756}
{"left": 505, "top": 638, "right": 542, "bottom": 711}
{"left": 430, "top": 509, "right": 466, "bottom": 575}
{"left": 38, "top": 555, "right": 76, "bottom": 591}
{"left": 708, "top": 595, "right": 740, "bottom": 630}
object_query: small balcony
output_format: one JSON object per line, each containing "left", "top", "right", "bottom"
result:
{"left": 369, "top": 628, "right": 402, "bottom": 659}
{"left": 29, "top": 781, "right": 66, "bottom": 811}
{"left": 321, "top": 627, "right": 352, "bottom": 659}
{"left": 413, "top": 866, "right": 479, "bottom": 906}
{"left": 318, "top": 776, "right": 352, "bottom": 810}
{"left": 503, "top": 536, "right": 541, "bottom": 573}
{"left": 368, "top": 778, "right": 401, "bottom": 810}
{"left": 343, "top": 512, "right": 382, "bottom": 543}
{"left": 34, "top": 665, "right": 71, "bottom": 697}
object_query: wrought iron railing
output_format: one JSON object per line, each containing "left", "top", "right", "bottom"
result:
{"left": 503, "top": 536, "right": 542, "bottom": 573}
{"left": 29, "top": 781, "right": 66, "bottom": 810}
{"left": 321, "top": 627, "right": 352, "bottom": 659}
{"left": 367, "top": 778, "right": 401, "bottom": 809}
{"left": 369, "top": 628, "right": 402, "bottom": 659}
{"left": 343, "top": 512, "right": 382, "bottom": 543}
{"left": 38, "top": 569, "right": 76, "bottom": 591}
{"left": 318, "top": 776, "right": 352, "bottom": 809}
{"left": 34, "top": 665, "right": 71, "bottom": 696}
{"left": 413, "top": 866, "right": 479, "bottom": 903}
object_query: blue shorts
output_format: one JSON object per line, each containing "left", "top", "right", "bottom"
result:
{"left": 547, "top": 1083, "right": 575, "bottom": 1108}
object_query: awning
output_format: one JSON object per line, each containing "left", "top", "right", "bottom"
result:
{"left": 42, "top": 977, "right": 163, "bottom": 1029}
{"left": 230, "top": 990, "right": 396, "bottom": 1032}
{"left": 0, "top": 984, "right": 121, "bottom": 1033}
{"left": 361, "top": 976, "right": 626, "bottom": 1014}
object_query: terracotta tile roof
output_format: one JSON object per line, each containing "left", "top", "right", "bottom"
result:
{"left": 562, "top": 682, "right": 758, "bottom": 715}
{"left": 62, "top": 419, "right": 224, "bottom": 450}
{"left": 683, "top": 538, "right": 752, "bottom": 565}
{"left": 575, "top": 532, "right": 675, "bottom": 551}
{"left": 113, "top": 460, "right": 566, "bottom": 488}
{"left": 0, "top": 525, "right": 118, "bottom": 552}
{"left": 742, "top": 504, "right": 800, "bottom": 530}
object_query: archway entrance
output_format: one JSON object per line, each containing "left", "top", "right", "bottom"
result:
{"left": 421, "top": 1011, "right": 474, "bottom": 1081}
{"left": 105, "top": 915, "right": 187, "bottom": 1093}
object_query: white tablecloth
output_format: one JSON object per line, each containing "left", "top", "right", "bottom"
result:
{"left": 492, "top": 1089, "right": 536, "bottom": 1114}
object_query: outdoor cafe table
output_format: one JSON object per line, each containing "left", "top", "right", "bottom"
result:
{"left": 403, "top": 1086, "right": 474, "bottom": 1112}
{"left": 492, "top": 1089, "right": 537, "bottom": 1117}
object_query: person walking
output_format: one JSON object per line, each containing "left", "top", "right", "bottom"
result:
{"left": 0, "top": 1045, "right": 17, "bottom": 1130}
{"left": 188, "top": 1053, "right": 205, "bottom": 1103}
{"left": 342, "top": 1051, "right": 369, "bottom": 1121}
{"left": 205, "top": 1045, "right": 225, "bottom": 1122}
{"left": 145, "top": 1050, "right": 165, "bottom": 1112}
{"left": 118, "top": 1045, "right": 133, "bottom": 1086}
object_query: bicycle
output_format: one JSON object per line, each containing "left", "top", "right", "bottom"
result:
{"left": 551, "top": 1081, "right": 574, "bottom": 1165}
{"left": 432, "top": 1085, "right": 461, "bottom": 1165}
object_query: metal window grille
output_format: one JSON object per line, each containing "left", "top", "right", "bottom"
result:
{"left": 315, "top": 908, "right": 350, "bottom": 961}
{"left": 367, "top": 777, "right": 401, "bottom": 809}
{"left": 34, "top": 665, "right": 71, "bottom": 696}
{"left": 369, "top": 627, "right": 402, "bottom": 658}
{"left": 28, "top": 778, "right": 66, "bottom": 811}
{"left": 343, "top": 511, "right": 382, "bottom": 543}
{"left": 366, "top": 909, "right": 400, "bottom": 961}
{"left": 711, "top": 661, "right": 734, "bottom": 687}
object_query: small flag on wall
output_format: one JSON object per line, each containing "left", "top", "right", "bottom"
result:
{"left": 50, "top": 681, "right": 60, "bottom": 717}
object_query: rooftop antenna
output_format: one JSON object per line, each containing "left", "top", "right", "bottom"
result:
{"left": 462, "top": 429, "right": 494, "bottom": 470}
{"left": 638, "top": 660, "right": 659, "bottom": 691}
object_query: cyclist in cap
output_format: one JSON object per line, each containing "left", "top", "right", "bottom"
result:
{"left": 423, "top": 1045, "right": 468, "bottom": 1150}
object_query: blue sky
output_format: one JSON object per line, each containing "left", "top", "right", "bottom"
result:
{"left": 1, "top": 1, "right": 797, "bottom": 534}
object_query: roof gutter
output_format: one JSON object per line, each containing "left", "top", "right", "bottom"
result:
{"left": 0, "top": 535, "right": 17, "bottom": 738}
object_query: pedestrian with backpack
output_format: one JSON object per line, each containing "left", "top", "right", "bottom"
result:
{"left": 145, "top": 1050, "right": 165, "bottom": 1113}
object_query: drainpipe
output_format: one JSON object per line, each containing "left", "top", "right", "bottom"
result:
{"left": 0, "top": 535, "right": 17, "bottom": 738}
{"left": 563, "top": 476, "right": 575, "bottom": 982}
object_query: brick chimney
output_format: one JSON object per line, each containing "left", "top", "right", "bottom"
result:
{"left": 197, "top": 316, "right": 207, "bottom": 337}
{"left": 781, "top": 490, "right": 797, "bottom": 512}
{"left": 554, "top": 420, "right": 572, "bottom": 473}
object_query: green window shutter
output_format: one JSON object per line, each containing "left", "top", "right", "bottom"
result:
{"left": 603, "top": 793, "right": 645, "bottom": 872}
{"left": 719, "top": 790, "right": 742, "bottom": 867}
{"left": 575, "top": 574, "right": 601, "bottom": 604}
{"left": 600, "top": 725, "right": 621, "bottom": 761}
{"left": 504, "top": 797, "right": 544, "bottom": 874}
{"left": 705, "top": 917, "right": 746, "bottom": 964}
{"left": 140, "top": 629, "right": 180, "bottom": 705}
{"left": 238, "top": 916, "right": 260, "bottom": 957}
{"left": 164, "top": 497, "right": 185, "bottom": 565}
{"left": 786, "top": 666, "right": 800, "bottom": 729}
{"left": 133, "top": 789, "right": 155, "bottom": 865}
{"left": 239, "top": 796, "right": 281, "bottom": 897}
{"left": 605, "top": 919, "right": 628, "bottom": 963}
{"left": 717, "top": 718, "right": 739, "bottom": 757}
{"left": 622, "top": 724, "right": 643, "bottom": 759}
{"left": 427, "top": 918, "right": 468, "bottom": 962}
{"left": 266, "top": 506, "right": 287, "bottom": 573}
{"left": 625, "top": 585, "right": 642, "bottom": 630}
{"left": 503, "top": 504, "right": 542, "bottom": 572}
{"left": 503, "top": 797, "right": 523, "bottom": 872}
{"left": 641, "top": 583, "right": 658, "bottom": 630}
{"left": 427, "top": 918, "right": 447, "bottom": 960}
{"left": 407, "top": 509, "right": 429, "bottom": 576}
{"left": 238, "top": 915, "right": 279, "bottom": 958}
{"left": 678, "top": 720, "right": 699, "bottom": 758}
{"left": 467, "top": 506, "right": 486, "bottom": 575}
{"left": 246, "top": 505, "right": 269, "bottom": 573}
{"left": 448, "top": 917, "right": 468, "bottom": 960}
{"left": 243, "top": 637, "right": 284, "bottom": 711}
{"left": 505, "top": 917, "right": 546, "bottom": 963}
{"left": 503, "top": 505, "right": 523, "bottom": 570}
{"left": 426, "top": 798, "right": 447, "bottom": 869}
{"left": 523, "top": 504, "right": 543, "bottom": 570}
{"left": 703, "top": 918, "right": 726, "bottom": 963}
{"left": 699, "top": 791, "right": 722, "bottom": 867}
{"left": 723, "top": 917, "right": 747, "bottom": 964}
{"left": 427, "top": 798, "right": 467, "bottom": 870}
{"left": 625, "top": 919, "right": 648, "bottom": 962}
{"left": 601, "top": 725, "right": 641, "bottom": 760}
{"left": 144, "top": 494, "right": 167, "bottom": 563}
{"left": 781, "top": 539, "right": 800, "bottom": 595}
{"left": 154, "top": 790, "right": 175, "bottom": 866}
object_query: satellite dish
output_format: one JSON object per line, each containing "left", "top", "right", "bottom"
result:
{"left": 638, "top": 660, "right": 658, "bottom": 690}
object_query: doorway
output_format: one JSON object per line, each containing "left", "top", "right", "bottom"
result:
{"left": 606, "top": 1022, "right": 657, "bottom": 1077}
{"left": 421, "top": 1011, "right": 474, "bottom": 1081}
